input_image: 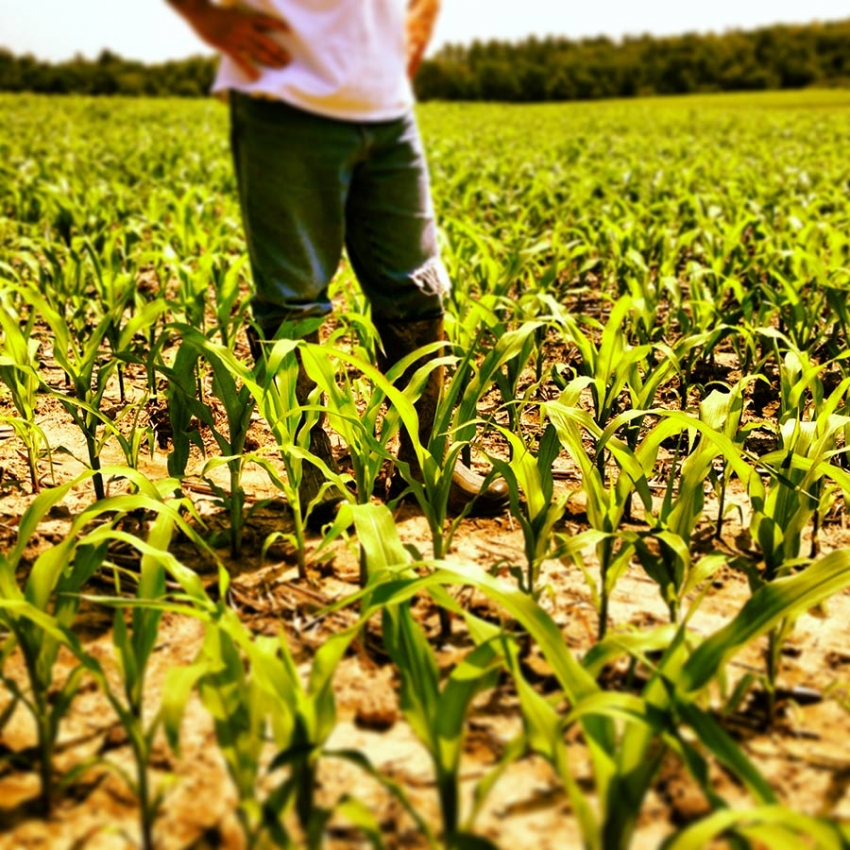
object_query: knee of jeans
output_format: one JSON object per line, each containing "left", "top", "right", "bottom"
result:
{"left": 405, "top": 256, "right": 451, "bottom": 319}
{"left": 370, "top": 256, "right": 451, "bottom": 321}
{"left": 412, "top": 256, "right": 452, "bottom": 301}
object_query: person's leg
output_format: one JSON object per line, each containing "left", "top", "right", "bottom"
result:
{"left": 230, "top": 93, "right": 360, "bottom": 526}
{"left": 230, "top": 91, "right": 359, "bottom": 335}
{"left": 343, "top": 111, "right": 447, "bottom": 324}
{"left": 344, "top": 113, "right": 508, "bottom": 516}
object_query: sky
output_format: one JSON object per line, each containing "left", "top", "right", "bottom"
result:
{"left": 1, "top": 0, "right": 848, "bottom": 64}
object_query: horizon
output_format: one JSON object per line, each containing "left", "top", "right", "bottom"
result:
{"left": 5, "top": 16, "right": 850, "bottom": 65}
{"left": 1, "top": 1, "right": 849, "bottom": 65}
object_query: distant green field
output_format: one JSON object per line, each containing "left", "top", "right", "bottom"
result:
{"left": 3, "top": 89, "right": 849, "bottom": 284}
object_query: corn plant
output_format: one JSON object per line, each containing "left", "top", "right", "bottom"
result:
{"left": 0, "top": 468, "right": 200, "bottom": 816}
{"left": 298, "top": 335, "right": 427, "bottom": 585}
{"left": 82, "top": 236, "right": 143, "bottom": 404}
{"left": 373, "top": 322, "right": 542, "bottom": 628}
{"left": 489, "top": 422, "right": 567, "bottom": 595}
{"left": 0, "top": 538, "right": 105, "bottom": 816}
{"left": 773, "top": 338, "right": 826, "bottom": 424}
{"left": 191, "top": 328, "right": 354, "bottom": 576}
{"left": 438, "top": 320, "right": 546, "bottom": 515}
{"left": 304, "top": 332, "right": 472, "bottom": 609}
{"left": 633, "top": 388, "right": 749, "bottom": 622}
{"left": 629, "top": 399, "right": 760, "bottom": 623}
{"left": 162, "top": 325, "right": 255, "bottom": 558}
{"left": 555, "top": 297, "right": 653, "bottom": 454}
{"left": 662, "top": 268, "right": 740, "bottom": 403}
{"left": 0, "top": 291, "right": 47, "bottom": 491}
{"left": 164, "top": 606, "right": 397, "bottom": 849}
{"left": 744, "top": 409, "right": 850, "bottom": 717}
{"left": 443, "top": 287, "right": 506, "bottom": 470}
{"left": 328, "top": 503, "right": 531, "bottom": 847}
{"left": 679, "top": 549, "right": 850, "bottom": 738}
{"left": 488, "top": 318, "right": 543, "bottom": 438}
{"left": 11, "top": 282, "right": 158, "bottom": 499}
{"left": 750, "top": 415, "right": 850, "bottom": 582}
{"left": 704, "top": 380, "right": 756, "bottom": 539}
{"left": 205, "top": 253, "right": 252, "bottom": 349}
{"left": 760, "top": 269, "right": 830, "bottom": 352}
{"left": 382, "top": 603, "right": 513, "bottom": 850}
{"left": 165, "top": 619, "right": 280, "bottom": 848}
{"left": 80, "top": 511, "right": 190, "bottom": 850}
{"left": 299, "top": 334, "right": 403, "bottom": 509}
{"left": 545, "top": 401, "right": 651, "bottom": 638}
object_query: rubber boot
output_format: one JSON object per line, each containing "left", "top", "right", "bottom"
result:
{"left": 248, "top": 326, "right": 343, "bottom": 532}
{"left": 375, "top": 316, "right": 509, "bottom": 517}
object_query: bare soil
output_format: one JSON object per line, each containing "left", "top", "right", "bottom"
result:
{"left": 1, "top": 325, "right": 850, "bottom": 849}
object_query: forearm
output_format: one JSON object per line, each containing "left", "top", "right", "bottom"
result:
{"left": 407, "top": 0, "right": 440, "bottom": 77}
{"left": 166, "top": 0, "right": 213, "bottom": 27}
{"left": 165, "top": 0, "right": 290, "bottom": 80}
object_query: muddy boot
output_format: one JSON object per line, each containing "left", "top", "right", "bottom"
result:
{"left": 249, "top": 325, "right": 344, "bottom": 532}
{"left": 375, "top": 315, "right": 509, "bottom": 517}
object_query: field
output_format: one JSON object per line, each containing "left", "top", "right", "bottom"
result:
{"left": 2, "top": 89, "right": 850, "bottom": 848}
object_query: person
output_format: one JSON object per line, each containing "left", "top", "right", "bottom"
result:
{"left": 167, "top": 0, "right": 508, "bottom": 525}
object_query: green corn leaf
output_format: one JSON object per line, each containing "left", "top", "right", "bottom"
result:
{"left": 8, "top": 474, "right": 85, "bottom": 569}
{"left": 582, "top": 624, "right": 680, "bottom": 677}
{"left": 674, "top": 701, "right": 776, "bottom": 805}
{"left": 347, "top": 501, "right": 412, "bottom": 573}
{"left": 503, "top": 640, "right": 600, "bottom": 850}
{"left": 382, "top": 604, "right": 441, "bottom": 749}
{"left": 333, "top": 796, "right": 386, "bottom": 850}
{"left": 327, "top": 748, "right": 438, "bottom": 848}
{"left": 130, "top": 512, "right": 172, "bottom": 690}
{"left": 0, "top": 598, "right": 81, "bottom": 648}
{"left": 662, "top": 805, "right": 844, "bottom": 850}
{"left": 682, "top": 549, "right": 850, "bottom": 693}
{"left": 25, "top": 537, "right": 77, "bottom": 612}
{"left": 161, "top": 661, "right": 213, "bottom": 756}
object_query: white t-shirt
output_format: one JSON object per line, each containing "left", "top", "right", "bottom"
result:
{"left": 213, "top": 0, "right": 415, "bottom": 121}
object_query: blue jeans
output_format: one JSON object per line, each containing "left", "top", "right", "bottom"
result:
{"left": 229, "top": 92, "right": 449, "bottom": 336}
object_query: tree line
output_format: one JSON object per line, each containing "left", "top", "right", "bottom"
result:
{"left": 0, "top": 49, "right": 215, "bottom": 97}
{"left": 416, "top": 19, "right": 850, "bottom": 101}
{"left": 2, "top": 18, "right": 849, "bottom": 101}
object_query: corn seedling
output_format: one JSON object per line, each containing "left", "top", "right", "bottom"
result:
{"left": 556, "top": 296, "right": 653, "bottom": 451}
{"left": 79, "top": 506, "right": 216, "bottom": 850}
{"left": 11, "top": 281, "right": 160, "bottom": 500}
{"left": 546, "top": 401, "right": 653, "bottom": 638}
{"left": 0, "top": 292, "right": 47, "bottom": 490}
{"left": 382, "top": 603, "right": 514, "bottom": 850}
{"left": 299, "top": 336, "right": 400, "bottom": 508}
{"left": 635, "top": 389, "right": 748, "bottom": 622}
{"left": 204, "top": 252, "right": 252, "bottom": 349}
{"left": 489, "top": 422, "right": 567, "bottom": 595}
{"left": 206, "top": 328, "right": 355, "bottom": 576}
{"left": 745, "top": 410, "right": 850, "bottom": 718}
{"left": 331, "top": 504, "right": 533, "bottom": 847}
{"left": 163, "top": 325, "right": 255, "bottom": 557}
{"left": 0, "top": 467, "right": 202, "bottom": 816}
{"left": 82, "top": 236, "right": 144, "bottom": 403}
{"left": 164, "top": 604, "right": 395, "bottom": 849}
